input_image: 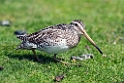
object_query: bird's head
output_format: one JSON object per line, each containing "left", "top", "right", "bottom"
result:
{"left": 70, "top": 20, "right": 103, "bottom": 55}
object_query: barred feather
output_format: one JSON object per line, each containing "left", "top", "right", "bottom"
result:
{"left": 17, "top": 35, "right": 28, "bottom": 41}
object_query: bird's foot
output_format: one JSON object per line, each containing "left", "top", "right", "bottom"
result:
{"left": 33, "top": 57, "right": 43, "bottom": 63}
{"left": 33, "top": 56, "right": 43, "bottom": 63}
{"left": 53, "top": 57, "right": 68, "bottom": 65}
{"left": 36, "top": 58, "right": 43, "bottom": 63}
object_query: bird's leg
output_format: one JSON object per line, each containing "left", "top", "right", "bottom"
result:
{"left": 53, "top": 54, "right": 64, "bottom": 62}
{"left": 53, "top": 54, "right": 60, "bottom": 62}
{"left": 53, "top": 54, "right": 68, "bottom": 65}
{"left": 31, "top": 49, "right": 42, "bottom": 63}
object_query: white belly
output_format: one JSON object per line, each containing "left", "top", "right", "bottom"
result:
{"left": 37, "top": 39, "right": 69, "bottom": 54}
{"left": 37, "top": 44, "right": 69, "bottom": 54}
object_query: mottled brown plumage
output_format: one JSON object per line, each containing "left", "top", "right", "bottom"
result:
{"left": 16, "top": 20, "right": 103, "bottom": 62}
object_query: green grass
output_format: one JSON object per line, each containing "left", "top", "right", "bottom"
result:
{"left": 0, "top": 0, "right": 124, "bottom": 83}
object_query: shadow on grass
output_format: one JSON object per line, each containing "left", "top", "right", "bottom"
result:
{"left": 7, "top": 53, "right": 56, "bottom": 64}
{"left": 116, "top": 81, "right": 124, "bottom": 83}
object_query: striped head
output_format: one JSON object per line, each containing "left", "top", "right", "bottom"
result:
{"left": 70, "top": 20, "right": 85, "bottom": 35}
{"left": 70, "top": 20, "right": 103, "bottom": 55}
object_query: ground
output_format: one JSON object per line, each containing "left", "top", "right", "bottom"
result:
{"left": 0, "top": 0, "right": 124, "bottom": 83}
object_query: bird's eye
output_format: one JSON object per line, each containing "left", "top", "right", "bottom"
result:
{"left": 74, "top": 23, "right": 78, "bottom": 26}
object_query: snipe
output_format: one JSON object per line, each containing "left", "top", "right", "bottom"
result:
{"left": 16, "top": 20, "right": 103, "bottom": 62}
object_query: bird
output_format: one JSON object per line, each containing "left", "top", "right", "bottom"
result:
{"left": 16, "top": 20, "right": 103, "bottom": 63}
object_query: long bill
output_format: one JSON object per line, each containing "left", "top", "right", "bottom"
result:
{"left": 82, "top": 30, "right": 103, "bottom": 54}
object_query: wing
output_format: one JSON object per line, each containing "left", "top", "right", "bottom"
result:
{"left": 17, "top": 24, "right": 67, "bottom": 41}
{"left": 23, "top": 24, "right": 70, "bottom": 44}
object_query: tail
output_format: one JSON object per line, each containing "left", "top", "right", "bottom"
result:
{"left": 17, "top": 35, "right": 28, "bottom": 41}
